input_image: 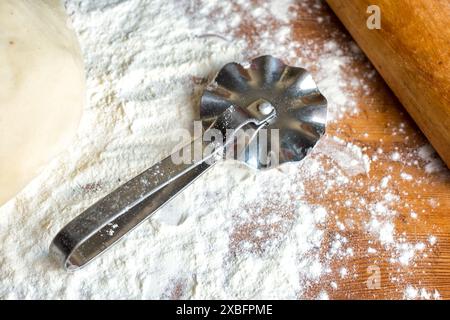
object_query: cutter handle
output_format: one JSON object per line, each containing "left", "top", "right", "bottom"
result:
{"left": 50, "top": 138, "right": 215, "bottom": 271}
{"left": 50, "top": 104, "right": 275, "bottom": 270}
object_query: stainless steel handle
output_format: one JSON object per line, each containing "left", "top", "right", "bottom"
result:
{"left": 50, "top": 103, "right": 275, "bottom": 271}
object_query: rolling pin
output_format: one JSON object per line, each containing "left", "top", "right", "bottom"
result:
{"left": 326, "top": 0, "right": 450, "bottom": 168}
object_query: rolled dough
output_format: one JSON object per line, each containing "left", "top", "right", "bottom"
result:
{"left": 0, "top": 0, "right": 85, "bottom": 206}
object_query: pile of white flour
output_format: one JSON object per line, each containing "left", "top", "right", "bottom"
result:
{"left": 0, "top": 0, "right": 444, "bottom": 299}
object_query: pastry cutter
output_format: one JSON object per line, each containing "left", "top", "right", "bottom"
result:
{"left": 50, "top": 55, "right": 328, "bottom": 271}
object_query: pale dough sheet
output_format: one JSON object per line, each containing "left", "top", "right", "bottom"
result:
{"left": 0, "top": 0, "right": 85, "bottom": 205}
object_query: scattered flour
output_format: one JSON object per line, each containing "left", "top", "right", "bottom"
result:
{"left": 418, "top": 144, "right": 447, "bottom": 174}
{"left": 391, "top": 152, "right": 401, "bottom": 162}
{"left": 404, "top": 285, "right": 441, "bottom": 300}
{"left": 0, "top": 0, "right": 445, "bottom": 299}
{"left": 400, "top": 172, "right": 413, "bottom": 181}
{"left": 428, "top": 236, "right": 437, "bottom": 246}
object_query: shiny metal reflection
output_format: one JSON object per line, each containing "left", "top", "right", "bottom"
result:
{"left": 200, "top": 55, "right": 327, "bottom": 168}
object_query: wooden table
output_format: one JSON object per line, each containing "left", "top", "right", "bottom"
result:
{"left": 231, "top": 0, "right": 450, "bottom": 299}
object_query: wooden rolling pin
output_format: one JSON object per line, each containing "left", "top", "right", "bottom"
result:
{"left": 326, "top": 0, "right": 450, "bottom": 168}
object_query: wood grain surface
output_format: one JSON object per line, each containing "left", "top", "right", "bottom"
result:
{"left": 326, "top": 0, "right": 450, "bottom": 169}
{"left": 255, "top": 0, "right": 450, "bottom": 299}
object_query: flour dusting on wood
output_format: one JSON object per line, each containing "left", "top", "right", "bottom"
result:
{"left": 0, "top": 0, "right": 447, "bottom": 299}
